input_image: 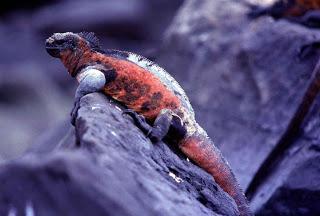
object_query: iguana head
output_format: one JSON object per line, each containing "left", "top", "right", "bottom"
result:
{"left": 45, "top": 32, "right": 100, "bottom": 58}
{"left": 46, "top": 32, "right": 101, "bottom": 76}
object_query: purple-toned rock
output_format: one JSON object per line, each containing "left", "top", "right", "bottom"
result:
{"left": 157, "top": 0, "right": 320, "bottom": 189}
{"left": 0, "top": 93, "right": 238, "bottom": 216}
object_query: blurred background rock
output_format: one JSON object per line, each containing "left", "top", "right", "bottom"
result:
{"left": 0, "top": 0, "right": 183, "bottom": 159}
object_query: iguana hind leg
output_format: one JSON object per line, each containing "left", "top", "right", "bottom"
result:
{"left": 123, "top": 109, "right": 185, "bottom": 142}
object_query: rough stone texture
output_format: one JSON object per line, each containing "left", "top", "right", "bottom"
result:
{"left": 156, "top": 0, "right": 320, "bottom": 215}
{"left": 157, "top": 0, "right": 320, "bottom": 189}
{"left": 0, "top": 93, "right": 238, "bottom": 216}
{"left": 251, "top": 95, "right": 320, "bottom": 215}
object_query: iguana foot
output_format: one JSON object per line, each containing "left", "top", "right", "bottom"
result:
{"left": 122, "top": 108, "right": 180, "bottom": 143}
{"left": 122, "top": 109, "right": 153, "bottom": 135}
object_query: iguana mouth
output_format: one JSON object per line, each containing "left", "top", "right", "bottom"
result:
{"left": 46, "top": 47, "right": 61, "bottom": 58}
{"left": 45, "top": 39, "right": 61, "bottom": 58}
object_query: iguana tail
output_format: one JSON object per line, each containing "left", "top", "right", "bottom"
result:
{"left": 178, "top": 124, "right": 252, "bottom": 216}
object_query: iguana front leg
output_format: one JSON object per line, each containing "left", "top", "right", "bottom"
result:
{"left": 71, "top": 69, "right": 106, "bottom": 125}
{"left": 123, "top": 109, "right": 186, "bottom": 142}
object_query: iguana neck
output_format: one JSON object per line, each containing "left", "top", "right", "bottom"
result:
{"left": 60, "top": 41, "right": 93, "bottom": 77}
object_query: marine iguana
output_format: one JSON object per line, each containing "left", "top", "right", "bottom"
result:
{"left": 45, "top": 32, "right": 252, "bottom": 216}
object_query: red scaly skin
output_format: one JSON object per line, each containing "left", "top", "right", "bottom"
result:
{"left": 90, "top": 53, "right": 180, "bottom": 120}
{"left": 46, "top": 32, "right": 252, "bottom": 216}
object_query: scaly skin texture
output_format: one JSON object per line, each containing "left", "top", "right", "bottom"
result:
{"left": 45, "top": 32, "right": 252, "bottom": 216}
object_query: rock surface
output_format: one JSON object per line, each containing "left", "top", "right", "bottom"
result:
{"left": 251, "top": 95, "right": 320, "bottom": 215}
{"left": 158, "top": 0, "right": 320, "bottom": 190}
{"left": 0, "top": 93, "right": 238, "bottom": 216}
{"left": 156, "top": 0, "right": 320, "bottom": 215}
